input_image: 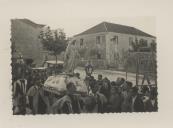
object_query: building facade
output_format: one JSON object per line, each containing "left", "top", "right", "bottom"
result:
{"left": 71, "top": 22, "right": 156, "bottom": 69}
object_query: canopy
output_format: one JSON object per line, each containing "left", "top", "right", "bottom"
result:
{"left": 45, "top": 60, "right": 64, "bottom": 65}
{"left": 32, "top": 67, "right": 47, "bottom": 70}
{"left": 43, "top": 75, "right": 88, "bottom": 95}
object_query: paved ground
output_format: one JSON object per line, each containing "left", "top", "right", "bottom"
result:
{"left": 74, "top": 67, "right": 155, "bottom": 86}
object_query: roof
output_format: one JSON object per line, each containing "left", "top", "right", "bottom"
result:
{"left": 45, "top": 60, "right": 64, "bottom": 65}
{"left": 32, "top": 67, "right": 47, "bottom": 70}
{"left": 15, "top": 18, "right": 45, "bottom": 28}
{"left": 75, "top": 22, "right": 155, "bottom": 38}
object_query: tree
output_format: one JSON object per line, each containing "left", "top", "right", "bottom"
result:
{"left": 39, "top": 26, "right": 68, "bottom": 68}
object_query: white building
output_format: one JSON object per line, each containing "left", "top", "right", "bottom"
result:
{"left": 70, "top": 22, "right": 156, "bottom": 69}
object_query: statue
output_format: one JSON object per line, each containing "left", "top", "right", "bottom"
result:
{"left": 64, "top": 41, "right": 80, "bottom": 74}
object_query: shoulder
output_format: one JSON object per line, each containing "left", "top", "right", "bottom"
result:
{"left": 61, "top": 95, "right": 72, "bottom": 103}
{"left": 135, "top": 95, "right": 144, "bottom": 104}
{"left": 52, "top": 95, "right": 72, "bottom": 108}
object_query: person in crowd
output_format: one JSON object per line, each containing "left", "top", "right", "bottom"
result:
{"left": 51, "top": 82, "right": 82, "bottom": 114}
{"left": 13, "top": 81, "right": 26, "bottom": 115}
{"left": 111, "top": 81, "right": 122, "bottom": 95}
{"left": 97, "top": 74, "right": 103, "bottom": 87}
{"left": 84, "top": 75, "right": 91, "bottom": 95}
{"left": 26, "top": 79, "right": 49, "bottom": 114}
{"left": 116, "top": 77, "right": 125, "bottom": 87}
{"left": 106, "top": 86, "right": 121, "bottom": 113}
{"left": 43, "top": 70, "right": 48, "bottom": 81}
{"left": 120, "top": 81, "right": 132, "bottom": 112}
{"left": 141, "top": 85, "right": 150, "bottom": 97}
{"left": 85, "top": 60, "right": 94, "bottom": 77}
{"left": 139, "top": 85, "right": 150, "bottom": 106}
{"left": 144, "top": 87, "right": 158, "bottom": 112}
{"left": 26, "top": 71, "right": 33, "bottom": 91}
{"left": 126, "top": 81, "right": 133, "bottom": 89}
{"left": 91, "top": 84, "right": 107, "bottom": 113}
{"left": 141, "top": 71, "right": 151, "bottom": 85}
{"left": 26, "top": 80, "right": 41, "bottom": 114}
{"left": 130, "top": 86, "right": 145, "bottom": 112}
{"left": 13, "top": 75, "right": 28, "bottom": 115}
{"left": 99, "top": 77, "right": 111, "bottom": 100}
{"left": 110, "top": 81, "right": 117, "bottom": 87}
{"left": 88, "top": 76, "right": 97, "bottom": 93}
{"left": 81, "top": 95, "right": 97, "bottom": 113}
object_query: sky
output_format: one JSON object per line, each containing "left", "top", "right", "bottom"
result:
{"left": 0, "top": 0, "right": 156, "bottom": 37}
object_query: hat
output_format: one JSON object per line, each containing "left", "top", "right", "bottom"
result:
{"left": 116, "top": 77, "right": 125, "bottom": 86}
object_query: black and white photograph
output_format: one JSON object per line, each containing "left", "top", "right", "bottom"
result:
{"left": 11, "top": 17, "right": 157, "bottom": 115}
{"left": 1, "top": 0, "right": 173, "bottom": 128}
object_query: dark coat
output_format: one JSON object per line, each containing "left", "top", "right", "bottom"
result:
{"left": 133, "top": 95, "right": 145, "bottom": 112}
{"left": 145, "top": 99, "right": 158, "bottom": 112}
{"left": 107, "top": 93, "right": 121, "bottom": 112}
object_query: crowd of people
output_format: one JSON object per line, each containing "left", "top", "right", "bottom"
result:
{"left": 12, "top": 67, "right": 158, "bottom": 115}
{"left": 86, "top": 75, "right": 157, "bottom": 113}
{"left": 12, "top": 58, "right": 157, "bottom": 114}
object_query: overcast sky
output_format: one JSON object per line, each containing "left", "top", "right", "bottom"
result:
{"left": 1, "top": 0, "right": 156, "bottom": 37}
{"left": 31, "top": 16, "right": 156, "bottom": 37}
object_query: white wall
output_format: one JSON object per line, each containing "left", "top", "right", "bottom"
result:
{"left": 72, "top": 32, "right": 107, "bottom": 59}
{"left": 70, "top": 31, "right": 156, "bottom": 68}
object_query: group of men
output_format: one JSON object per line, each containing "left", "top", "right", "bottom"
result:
{"left": 86, "top": 74, "right": 157, "bottom": 113}
{"left": 12, "top": 69, "right": 49, "bottom": 114}
{"left": 12, "top": 67, "right": 158, "bottom": 114}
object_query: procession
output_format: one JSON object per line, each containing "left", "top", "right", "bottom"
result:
{"left": 11, "top": 19, "right": 157, "bottom": 115}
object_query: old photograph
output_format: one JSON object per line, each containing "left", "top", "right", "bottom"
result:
{"left": 11, "top": 18, "right": 157, "bottom": 115}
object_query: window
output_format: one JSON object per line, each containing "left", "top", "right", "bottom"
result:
{"left": 144, "top": 40, "right": 148, "bottom": 46}
{"left": 111, "top": 36, "right": 118, "bottom": 45}
{"left": 139, "top": 39, "right": 148, "bottom": 47}
{"left": 101, "top": 35, "right": 106, "bottom": 43}
{"left": 96, "top": 36, "right": 101, "bottom": 44}
{"left": 72, "top": 40, "right": 76, "bottom": 45}
{"left": 80, "top": 39, "right": 84, "bottom": 47}
{"left": 150, "top": 40, "right": 156, "bottom": 52}
{"left": 97, "top": 52, "right": 101, "bottom": 59}
{"left": 129, "top": 37, "right": 133, "bottom": 46}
